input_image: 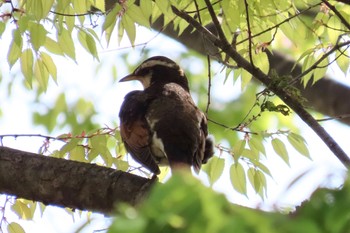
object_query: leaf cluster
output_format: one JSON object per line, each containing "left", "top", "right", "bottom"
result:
{"left": 108, "top": 173, "right": 350, "bottom": 233}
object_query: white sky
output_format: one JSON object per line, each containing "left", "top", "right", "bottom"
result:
{"left": 0, "top": 16, "right": 349, "bottom": 232}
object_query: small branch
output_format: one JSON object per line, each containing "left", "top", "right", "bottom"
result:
{"left": 171, "top": 5, "right": 350, "bottom": 167}
{"left": 237, "top": 2, "right": 321, "bottom": 46}
{"left": 205, "top": 55, "right": 212, "bottom": 114}
{"left": 321, "top": 0, "right": 350, "bottom": 30}
{"left": 207, "top": 118, "right": 258, "bottom": 135}
{"left": 317, "top": 113, "right": 350, "bottom": 122}
{"left": 203, "top": 0, "right": 230, "bottom": 46}
{"left": 289, "top": 40, "right": 350, "bottom": 86}
{"left": 244, "top": 0, "right": 254, "bottom": 66}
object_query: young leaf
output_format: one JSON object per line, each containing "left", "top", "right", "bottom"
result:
{"left": 287, "top": 133, "right": 310, "bottom": 158}
{"left": 8, "top": 29, "right": 23, "bottom": 68}
{"left": 34, "top": 58, "right": 49, "bottom": 92}
{"left": 44, "top": 37, "right": 64, "bottom": 55}
{"left": 248, "top": 136, "right": 266, "bottom": 156}
{"left": 69, "top": 146, "right": 86, "bottom": 162}
{"left": 247, "top": 167, "right": 258, "bottom": 193}
{"left": 230, "top": 163, "right": 247, "bottom": 195}
{"left": 20, "top": 48, "right": 34, "bottom": 88}
{"left": 29, "top": 23, "right": 47, "bottom": 51}
{"left": 60, "top": 138, "right": 81, "bottom": 156}
{"left": 202, "top": 156, "right": 225, "bottom": 185}
{"left": 7, "top": 222, "right": 25, "bottom": 233}
{"left": 58, "top": 28, "right": 76, "bottom": 60}
{"left": 271, "top": 138, "right": 289, "bottom": 165}
{"left": 41, "top": 51, "right": 58, "bottom": 83}
{"left": 121, "top": 14, "right": 136, "bottom": 46}
{"left": 77, "top": 29, "right": 99, "bottom": 60}
{"left": 127, "top": 4, "right": 150, "bottom": 28}
{"left": 233, "top": 139, "right": 246, "bottom": 161}
{"left": 102, "top": 4, "right": 121, "bottom": 45}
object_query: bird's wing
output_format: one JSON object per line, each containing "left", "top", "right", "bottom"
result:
{"left": 119, "top": 91, "right": 160, "bottom": 174}
{"left": 146, "top": 84, "right": 208, "bottom": 173}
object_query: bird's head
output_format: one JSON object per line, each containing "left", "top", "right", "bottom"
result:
{"left": 119, "top": 56, "right": 189, "bottom": 91}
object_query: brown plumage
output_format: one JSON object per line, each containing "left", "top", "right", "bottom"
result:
{"left": 119, "top": 56, "right": 214, "bottom": 174}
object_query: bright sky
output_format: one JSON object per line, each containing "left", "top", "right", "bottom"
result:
{"left": 0, "top": 18, "right": 349, "bottom": 232}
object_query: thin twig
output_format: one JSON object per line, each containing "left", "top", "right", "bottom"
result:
{"left": 244, "top": 0, "right": 254, "bottom": 66}
{"left": 205, "top": 55, "right": 212, "bottom": 114}
{"left": 207, "top": 118, "right": 258, "bottom": 135}
{"left": 317, "top": 113, "right": 350, "bottom": 122}
{"left": 236, "top": 2, "right": 321, "bottom": 46}
{"left": 288, "top": 40, "right": 350, "bottom": 86}
{"left": 321, "top": 0, "right": 350, "bottom": 30}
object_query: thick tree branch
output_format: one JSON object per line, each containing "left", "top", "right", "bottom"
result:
{"left": 171, "top": 5, "right": 350, "bottom": 167}
{"left": 0, "top": 146, "right": 154, "bottom": 214}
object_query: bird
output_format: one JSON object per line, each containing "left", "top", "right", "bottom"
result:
{"left": 119, "top": 56, "right": 214, "bottom": 175}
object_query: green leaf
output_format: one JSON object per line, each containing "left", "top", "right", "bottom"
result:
{"left": 58, "top": 28, "right": 76, "bottom": 60}
{"left": 255, "top": 170, "right": 267, "bottom": 198}
{"left": 41, "top": 51, "right": 58, "bottom": 83}
{"left": 28, "top": 0, "right": 43, "bottom": 20}
{"left": 271, "top": 138, "right": 289, "bottom": 165}
{"left": 312, "top": 55, "right": 328, "bottom": 84}
{"left": 11, "top": 200, "right": 33, "bottom": 220}
{"left": 121, "top": 14, "right": 136, "bottom": 46}
{"left": 34, "top": 58, "right": 49, "bottom": 92}
{"left": 140, "top": 0, "right": 152, "bottom": 21}
{"left": 20, "top": 48, "right": 34, "bottom": 88}
{"left": 77, "top": 29, "right": 99, "bottom": 60}
{"left": 301, "top": 54, "right": 316, "bottom": 87}
{"left": 248, "top": 135, "right": 266, "bottom": 156}
{"left": 335, "top": 49, "right": 349, "bottom": 74}
{"left": 29, "top": 23, "right": 47, "bottom": 51}
{"left": 230, "top": 163, "right": 247, "bottom": 195}
{"left": 7, "top": 222, "right": 25, "bottom": 233}
{"left": 102, "top": 4, "right": 121, "bottom": 45}
{"left": 126, "top": 4, "right": 150, "bottom": 28}
{"left": 247, "top": 167, "right": 258, "bottom": 193}
{"left": 233, "top": 139, "right": 246, "bottom": 161}
{"left": 8, "top": 29, "right": 23, "bottom": 68}
{"left": 41, "top": 0, "right": 54, "bottom": 17}
{"left": 287, "top": 133, "right": 310, "bottom": 158}
{"left": 202, "top": 156, "right": 225, "bottom": 185}
{"left": 253, "top": 161, "right": 272, "bottom": 177}
{"left": 241, "top": 69, "right": 252, "bottom": 90}
{"left": 60, "top": 138, "right": 81, "bottom": 157}
{"left": 252, "top": 52, "right": 269, "bottom": 75}
{"left": 114, "top": 159, "right": 130, "bottom": 171}
{"left": 69, "top": 145, "right": 86, "bottom": 162}
{"left": 44, "top": 37, "right": 64, "bottom": 55}
{"left": 0, "top": 21, "right": 5, "bottom": 36}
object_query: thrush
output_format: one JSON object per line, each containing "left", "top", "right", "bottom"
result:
{"left": 119, "top": 56, "right": 214, "bottom": 175}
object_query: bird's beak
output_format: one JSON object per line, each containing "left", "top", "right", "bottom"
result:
{"left": 119, "top": 74, "right": 139, "bottom": 82}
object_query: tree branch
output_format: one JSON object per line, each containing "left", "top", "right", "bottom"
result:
{"left": 0, "top": 146, "right": 154, "bottom": 214}
{"left": 150, "top": 6, "right": 350, "bottom": 127}
{"left": 171, "top": 5, "right": 350, "bottom": 167}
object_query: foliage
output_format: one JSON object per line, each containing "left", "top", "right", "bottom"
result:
{"left": 108, "top": 173, "right": 350, "bottom": 233}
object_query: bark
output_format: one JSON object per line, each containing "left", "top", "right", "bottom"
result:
{"left": 0, "top": 146, "right": 154, "bottom": 214}
{"left": 150, "top": 16, "right": 350, "bottom": 126}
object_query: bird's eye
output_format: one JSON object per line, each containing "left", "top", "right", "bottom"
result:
{"left": 139, "top": 68, "right": 152, "bottom": 76}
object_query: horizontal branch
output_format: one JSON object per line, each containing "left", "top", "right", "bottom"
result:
{"left": 0, "top": 147, "right": 154, "bottom": 214}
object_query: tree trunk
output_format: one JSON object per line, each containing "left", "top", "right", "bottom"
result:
{"left": 0, "top": 146, "right": 154, "bottom": 214}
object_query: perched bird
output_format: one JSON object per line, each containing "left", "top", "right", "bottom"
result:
{"left": 119, "top": 56, "right": 214, "bottom": 175}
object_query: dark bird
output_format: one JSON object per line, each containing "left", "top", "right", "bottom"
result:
{"left": 119, "top": 56, "right": 214, "bottom": 175}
